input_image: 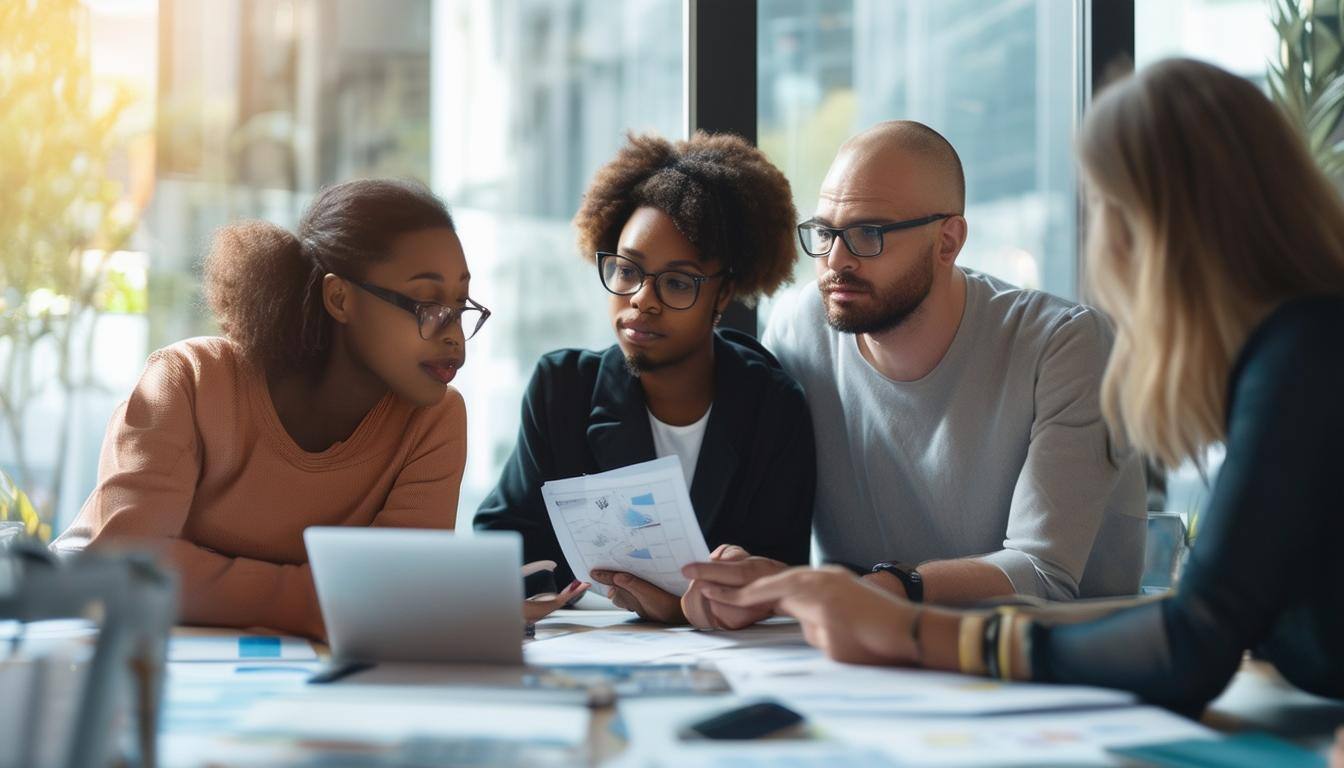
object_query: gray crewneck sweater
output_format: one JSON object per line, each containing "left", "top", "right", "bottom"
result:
{"left": 763, "top": 269, "right": 1146, "bottom": 599}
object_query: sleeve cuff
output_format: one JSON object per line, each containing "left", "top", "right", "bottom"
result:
{"left": 977, "top": 549, "right": 1051, "bottom": 599}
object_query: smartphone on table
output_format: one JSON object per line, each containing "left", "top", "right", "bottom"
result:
{"left": 677, "top": 700, "right": 808, "bottom": 741}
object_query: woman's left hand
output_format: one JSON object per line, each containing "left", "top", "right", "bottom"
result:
{"left": 701, "top": 565, "right": 919, "bottom": 665}
{"left": 590, "top": 570, "right": 686, "bottom": 624}
{"left": 524, "top": 579, "right": 589, "bottom": 623}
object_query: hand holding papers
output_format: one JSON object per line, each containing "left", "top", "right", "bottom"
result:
{"left": 542, "top": 456, "right": 711, "bottom": 598}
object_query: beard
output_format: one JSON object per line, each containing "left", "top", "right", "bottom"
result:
{"left": 821, "top": 243, "right": 935, "bottom": 335}
{"left": 624, "top": 353, "right": 656, "bottom": 377}
{"left": 623, "top": 346, "right": 694, "bottom": 377}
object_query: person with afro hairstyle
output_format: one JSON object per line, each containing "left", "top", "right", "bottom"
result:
{"left": 475, "top": 131, "right": 815, "bottom": 626}
{"left": 53, "top": 179, "right": 587, "bottom": 640}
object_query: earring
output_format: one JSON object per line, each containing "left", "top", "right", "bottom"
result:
{"left": 713, "top": 311, "right": 723, "bottom": 326}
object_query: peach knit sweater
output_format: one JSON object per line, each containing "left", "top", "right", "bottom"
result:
{"left": 53, "top": 336, "right": 466, "bottom": 639}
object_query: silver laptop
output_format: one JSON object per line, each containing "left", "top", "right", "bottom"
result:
{"left": 304, "top": 527, "right": 523, "bottom": 665}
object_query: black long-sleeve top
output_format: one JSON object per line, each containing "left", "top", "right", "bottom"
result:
{"left": 475, "top": 330, "right": 816, "bottom": 593}
{"left": 1031, "top": 296, "right": 1344, "bottom": 713}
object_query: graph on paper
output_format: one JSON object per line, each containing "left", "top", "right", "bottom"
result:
{"left": 541, "top": 456, "right": 711, "bottom": 597}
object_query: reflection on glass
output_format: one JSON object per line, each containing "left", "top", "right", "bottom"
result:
{"left": 13, "top": 0, "right": 681, "bottom": 530}
{"left": 431, "top": 0, "right": 683, "bottom": 523}
{"left": 1135, "top": 0, "right": 1276, "bottom": 79}
{"left": 757, "top": 0, "right": 1080, "bottom": 327}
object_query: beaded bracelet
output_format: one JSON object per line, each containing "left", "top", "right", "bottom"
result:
{"left": 958, "top": 614, "right": 987, "bottom": 675}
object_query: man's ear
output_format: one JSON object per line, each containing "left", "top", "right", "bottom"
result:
{"left": 322, "top": 274, "right": 352, "bottom": 324}
{"left": 937, "top": 215, "right": 969, "bottom": 266}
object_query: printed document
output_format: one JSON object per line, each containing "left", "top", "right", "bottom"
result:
{"left": 541, "top": 456, "right": 711, "bottom": 597}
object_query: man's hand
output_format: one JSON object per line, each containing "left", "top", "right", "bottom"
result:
{"left": 700, "top": 565, "right": 919, "bottom": 665}
{"left": 590, "top": 570, "right": 685, "bottom": 624}
{"left": 680, "top": 545, "right": 789, "bottom": 630}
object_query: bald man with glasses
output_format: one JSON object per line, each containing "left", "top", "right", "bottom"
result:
{"left": 679, "top": 121, "right": 1146, "bottom": 631}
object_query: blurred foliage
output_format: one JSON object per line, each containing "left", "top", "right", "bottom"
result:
{"left": 0, "top": 466, "right": 48, "bottom": 545}
{"left": 0, "top": 0, "right": 143, "bottom": 528}
{"left": 1269, "top": 0, "right": 1344, "bottom": 186}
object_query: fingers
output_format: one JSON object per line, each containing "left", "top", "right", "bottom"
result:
{"left": 610, "top": 573, "right": 666, "bottom": 604}
{"left": 680, "top": 559, "right": 772, "bottom": 586}
{"left": 522, "top": 579, "right": 589, "bottom": 622}
{"left": 681, "top": 582, "right": 717, "bottom": 630}
{"left": 607, "top": 585, "right": 638, "bottom": 613}
{"left": 589, "top": 569, "right": 615, "bottom": 586}
{"left": 556, "top": 579, "right": 589, "bottom": 603}
{"left": 708, "top": 544, "right": 750, "bottom": 562}
{"left": 704, "top": 600, "right": 774, "bottom": 631}
{"left": 700, "top": 567, "right": 814, "bottom": 607}
{"left": 521, "top": 560, "right": 559, "bottom": 577}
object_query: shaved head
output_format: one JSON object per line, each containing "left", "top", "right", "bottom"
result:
{"left": 824, "top": 121, "right": 965, "bottom": 215}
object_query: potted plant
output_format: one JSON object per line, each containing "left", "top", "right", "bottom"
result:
{"left": 0, "top": 467, "right": 47, "bottom": 547}
{"left": 1269, "top": 0, "right": 1344, "bottom": 188}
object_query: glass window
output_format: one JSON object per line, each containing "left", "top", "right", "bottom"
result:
{"left": 431, "top": 0, "right": 683, "bottom": 523}
{"left": 1135, "top": 0, "right": 1277, "bottom": 78}
{"left": 757, "top": 0, "right": 1082, "bottom": 333}
{"left": 1134, "top": 0, "right": 1276, "bottom": 516}
{"left": 2, "top": 0, "right": 681, "bottom": 534}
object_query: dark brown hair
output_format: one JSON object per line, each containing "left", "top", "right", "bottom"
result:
{"left": 573, "top": 131, "right": 798, "bottom": 303}
{"left": 204, "top": 178, "right": 454, "bottom": 372}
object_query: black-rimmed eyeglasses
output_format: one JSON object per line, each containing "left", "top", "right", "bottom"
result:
{"left": 351, "top": 281, "right": 491, "bottom": 341}
{"left": 596, "top": 252, "right": 728, "bottom": 310}
{"left": 798, "top": 213, "right": 955, "bottom": 258}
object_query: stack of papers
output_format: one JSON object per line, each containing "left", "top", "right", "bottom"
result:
{"left": 542, "top": 456, "right": 711, "bottom": 597}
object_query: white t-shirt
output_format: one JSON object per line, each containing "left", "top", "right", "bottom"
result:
{"left": 648, "top": 406, "right": 712, "bottom": 489}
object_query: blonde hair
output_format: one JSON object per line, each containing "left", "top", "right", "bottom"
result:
{"left": 1080, "top": 58, "right": 1344, "bottom": 467}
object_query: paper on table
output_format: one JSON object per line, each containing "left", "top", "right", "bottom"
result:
{"left": 536, "top": 608, "right": 645, "bottom": 629}
{"left": 236, "top": 689, "right": 588, "bottom": 746}
{"left": 608, "top": 742, "right": 901, "bottom": 768}
{"left": 610, "top": 697, "right": 901, "bottom": 768}
{"left": 715, "top": 653, "right": 1136, "bottom": 716}
{"left": 169, "top": 634, "right": 318, "bottom": 662}
{"left": 542, "top": 456, "right": 711, "bottom": 597}
{"left": 525, "top": 628, "right": 738, "bottom": 665}
{"left": 819, "top": 706, "right": 1214, "bottom": 766}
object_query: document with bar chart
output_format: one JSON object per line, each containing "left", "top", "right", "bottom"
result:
{"left": 541, "top": 456, "right": 711, "bottom": 597}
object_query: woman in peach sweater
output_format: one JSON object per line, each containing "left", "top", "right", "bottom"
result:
{"left": 54, "top": 179, "right": 504, "bottom": 639}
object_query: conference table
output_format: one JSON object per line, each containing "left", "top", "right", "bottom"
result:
{"left": 152, "top": 604, "right": 1344, "bottom": 767}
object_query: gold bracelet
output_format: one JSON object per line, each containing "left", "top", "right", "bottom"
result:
{"left": 958, "top": 614, "right": 987, "bottom": 675}
{"left": 996, "top": 607, "right": 1019, "bottom": 681}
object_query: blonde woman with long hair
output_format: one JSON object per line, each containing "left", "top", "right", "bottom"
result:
{"left": 696, "top": 57, "right": 1344, "bottom": 714}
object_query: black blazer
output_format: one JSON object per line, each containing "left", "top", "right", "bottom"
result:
{"left": 475, "top": 329, "right": 816, "bottom": 592}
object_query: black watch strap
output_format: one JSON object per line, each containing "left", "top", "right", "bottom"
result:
{"left": 871, "top": 561, "right": 924, "bottom": 603}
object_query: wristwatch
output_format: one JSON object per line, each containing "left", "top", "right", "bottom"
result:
{"left": 871, "top": 561, "right": 924, "bottom": 603}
